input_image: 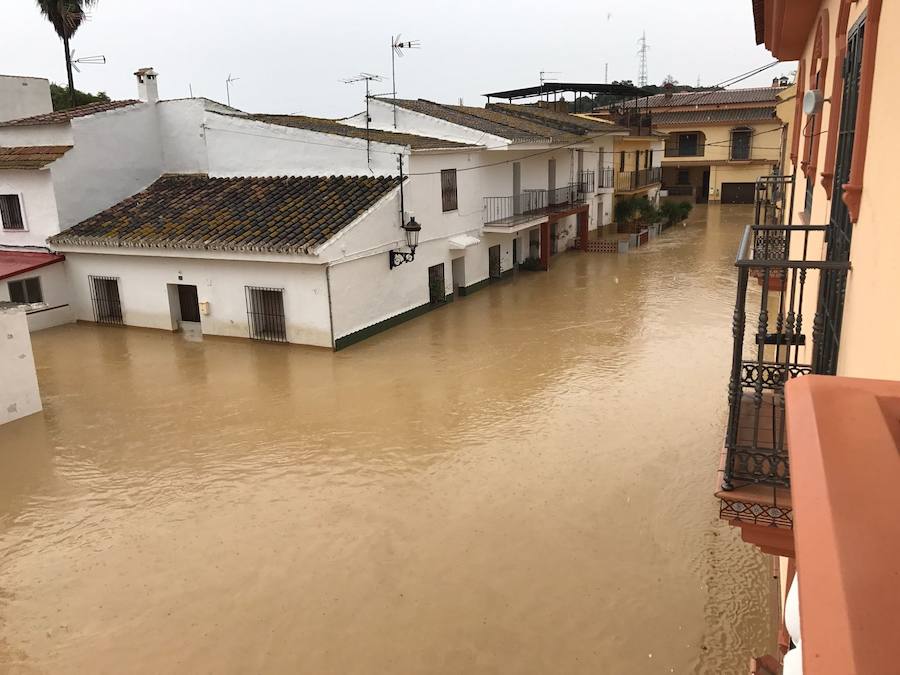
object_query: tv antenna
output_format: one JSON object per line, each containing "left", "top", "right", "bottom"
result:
{"left": 390, "top": 34, "right": 421, "bottom": 128}
{"left": 69, "top": 51, "right": 106, "bottom": 73}
{"left": 342, "top": 73, "right": 384, "bottom": 166}
{"left": 225, "top": 73, "right": 240, "bottom": 107}
{"left": 540, "top": 71, "right": 561, "bottom": 102}
{"left": 637, "top": 31, "right": 650, "bottom": 87}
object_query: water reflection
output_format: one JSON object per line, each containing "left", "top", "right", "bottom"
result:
{"left": 0, "top": 205, "right": 773, "bottom": 674}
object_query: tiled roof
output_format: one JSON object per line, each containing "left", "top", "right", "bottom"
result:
{"left": 0, "top": 100, "right": 141, "bottom": 127}
{"left": 488, "top": 103, "right": 628, "bottom": 134}
{"left": 385, "top": 98, "right": 608, "bottom": 143}
{"left": 652, "top": 107, "right": 778, "bottom": 126}
{"left": 49, "top": 174, "right": 402, "bottom": 254}
{"left": 633, "top": 87, "right": 787, "bottom": 109}
{"left": 0, "top": 145, "right": 72, "bottom": 169}
{"left": 0, "top": 251, "right": 65, "bottom": 281}
{"left": 251, "top": 114, "right": 478, "bottom": 150}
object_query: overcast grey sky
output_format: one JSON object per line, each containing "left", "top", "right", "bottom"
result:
{"left": 3, "top": 0, "right": 786, "bottom": 117}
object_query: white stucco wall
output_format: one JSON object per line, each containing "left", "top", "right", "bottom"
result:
{"left": 203, "top": 112, "right": 403, "bottom": 178}
{"left": 0, "top": 261, "right": 74, "bottom": 331}
{"left": 0, "top": 124, "right": 74, "bottom": 147}
{"left": 0, "top": 307, "right": 42, "bottom": 424}
{"left": 52, "top": 103, "right": 163, "bottom": 228}
{"left": 0, "top": 76, "right": 52, "bottom": 123}
{"left": 0, "top": 170, "right": 60, "bottom": 248}
{"left": 157, "top": 99, "right": 210, "bottom": 174}
{"left": 61, "top": 252, "right": 333, "bottom": 347}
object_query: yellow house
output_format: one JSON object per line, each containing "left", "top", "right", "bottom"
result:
{"left": 578, "top": 108, "right": 666, "bottom": 212}
{"left": 714, "top": 1, "right": 900, "bottom": 673}
{"left": 640, "top": 85, "right": 789, "bottom": 203}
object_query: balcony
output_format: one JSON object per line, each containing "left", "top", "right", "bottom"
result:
{"left": 597, "top": 167, "right": 615, "bottom": 189}
{"left": 664, "top": 141, "right": 706, "bottom": 158}
{"left": 614, "top": 167, "right": 662, "bottom": 193}
{"left": 576, "top": 170, "right": 595, "bottom": 195}
{"left": 717, "top": 222, "right": 849, "bottom": 549}
{"left": 483, "top": 183, "right": 587, "bottom": 228}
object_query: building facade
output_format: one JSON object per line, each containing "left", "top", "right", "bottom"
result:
{"left": 3, "top": 70, "right": 627, "bottom": 348}
{"left": 642, "top": 85, "right": 789, "bottom": 203}
{"left": 718, "top": 2, "right": 899, "bottom": 673}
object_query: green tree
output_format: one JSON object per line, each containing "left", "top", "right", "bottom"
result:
{"left": 49, "top": 83, "right": 109, "bottom": 111}
{"left": 34, "top": 0, "right": 99, "bottom": 107}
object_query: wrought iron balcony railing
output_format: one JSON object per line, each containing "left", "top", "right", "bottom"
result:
{"left": 664, "top": 141, "right": 706, "bottom": 158}
{"left": 754, "top": 174, "right": 794, "bottom": 227}
{"left": 597, "top": 167, "right": 615, "bottom": 189}
{"left": 576, "top": 170, "right": 595, "bottom": 195}
{"left": 483, "top": 183, "right": 585, "bottom": 226}
{"left": 615, "top": 167, "right": 662, "bottom": 192}
{"left": 721, "top": 223, "right": 850, "bottom": 493}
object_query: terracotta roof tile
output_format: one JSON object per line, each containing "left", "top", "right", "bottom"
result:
{"left": 0, "top": 145, "right": 72, "bottom": 169}
{"left": 0, "top": 100, "right": 141, "bottom": 127}
{"left": 652, "top": 107, "right": 778, "bottom": 126}
{"left": 251, "top": 114, "right": 478, "bottom": 149}
{"left": 635, "top": 87, "right": 787, "bottom": 109}
{"left": 384, "top": 99, "right": 616, "bottom": 143}
{"left": 49, "top": 174, "right": 401, "bottom": 254}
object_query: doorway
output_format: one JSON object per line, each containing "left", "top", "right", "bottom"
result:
{"left": 550, "top": 223, "right": 559, "bottom": 254}
{"left": 699, "top": 170, "right": 711, "bottom": 204}
{"left": 177, "top": 284, "right": 201, "bottom": 323}
{"left": 512, "top": 238, "right": 519, "bottom": 270}
{"left": 428, "top": 263, "right": 446, "bottom": 304}
{"left": 488, "top": 245, "right": 501, "bottom": 279}
{"left": 814, "top": 14, "right": 865, "bottom": 374}
{"left": 451, "top": 256, "right": 466, "bottom": 296}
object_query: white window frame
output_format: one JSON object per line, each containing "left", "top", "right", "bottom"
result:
{"left": 0, "top": 192, "right": 28, "bottom": 232}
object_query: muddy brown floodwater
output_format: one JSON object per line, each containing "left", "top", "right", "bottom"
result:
{"left": 0, "top": 205, "right": 774, "bottom": 674}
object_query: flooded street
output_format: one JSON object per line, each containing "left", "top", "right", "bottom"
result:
{"left": 1, "top": 205, "right": 773, "bottom": 674}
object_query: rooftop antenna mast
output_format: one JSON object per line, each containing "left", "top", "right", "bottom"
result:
{"left": 69, "top": 51, "right": 106, "bottom": 73}
{"left": 342, "top": 72, "right": 384, "bottom": 166}
{"left": 226, "top": 73, "right": 240, "bottom": 107}
{"left": 540, "top": 70, "right": 561, "bottom": 103}
{"left": 391, "top": 34, "right": 421, "bottom": 129}
{"left": 637, "top": 31, "right": 649, "bottom": 87}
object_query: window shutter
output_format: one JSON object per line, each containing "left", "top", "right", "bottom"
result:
{"left": 0, "top": 195, "right": 24, "bottom": 230}
{"left": 440, "top": 169, "right": 457, "bottom": 212}
{"left": 25, "top": 277, "right": 42, "bottom": 303}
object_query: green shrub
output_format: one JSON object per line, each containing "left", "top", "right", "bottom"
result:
{"left": 614, "top": 198, "right": 635, "bottom": 224}
{"left": 677, "top": 202, "right": 693, "bottom": 221}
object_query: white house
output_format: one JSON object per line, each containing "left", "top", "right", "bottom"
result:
{"left": 0, "top": 74, "right": 52, "bottom": 124}
{"left": 4, "top": 67, "right": 630, "bottom": 349}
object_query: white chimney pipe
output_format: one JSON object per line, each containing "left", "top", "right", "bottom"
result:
{"left": 135, "top": 67, "right": 159, "bottom": 103}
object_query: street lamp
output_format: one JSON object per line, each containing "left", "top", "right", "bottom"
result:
{"left": 389, "top": 216, "right": 422, "bottom": 269}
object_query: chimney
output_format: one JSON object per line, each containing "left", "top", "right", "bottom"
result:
{"left": 772, "top": 77, "right": 781, "bottom": 88}
{"left": 135, "top": 67, "right": 159, "bottom": 103}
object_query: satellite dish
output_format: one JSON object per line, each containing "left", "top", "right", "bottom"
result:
{"left": 803, "top": 89, "right": 824, "bottom": 115}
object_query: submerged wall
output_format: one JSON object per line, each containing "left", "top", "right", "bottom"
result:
{"left": 0, "top": 307, "right": 42, "bottom": 424}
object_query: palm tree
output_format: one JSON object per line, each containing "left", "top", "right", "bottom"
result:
{"left": 34, "top": 0, "right": 98, "bottom": 108}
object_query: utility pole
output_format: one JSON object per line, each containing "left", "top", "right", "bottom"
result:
{"left": 637, "top": 32, "right": 649, "bottom": 87}
{"left": 605, "top": 63, "right": 609, "bottom": 84}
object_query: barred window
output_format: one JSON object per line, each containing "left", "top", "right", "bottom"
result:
{"left": 246, "top": 286, "right": 287, "bottom": 342}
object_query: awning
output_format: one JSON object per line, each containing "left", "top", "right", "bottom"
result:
{"left": 0, "top": 251, "right": 65, "bottom": 280}
{"left": 448, "top": 235, "right": 480, "bottom": 250}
